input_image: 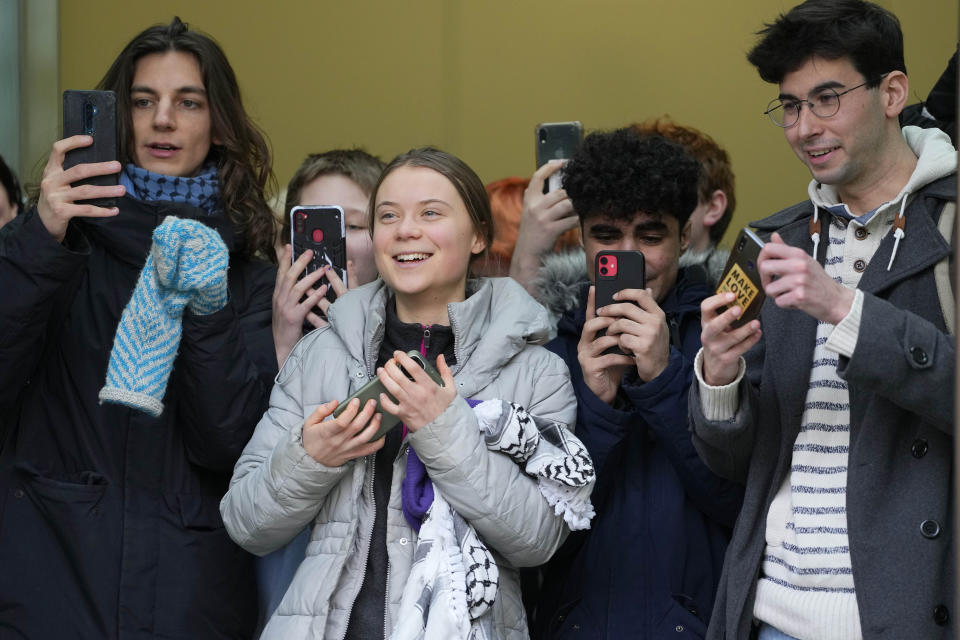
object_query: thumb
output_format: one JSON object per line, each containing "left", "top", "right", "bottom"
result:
{"left": 436, "top": 353, "right": 455, "bottom": 388}
{"left": 770, "top": 231, "right": 786, "bottom": 245}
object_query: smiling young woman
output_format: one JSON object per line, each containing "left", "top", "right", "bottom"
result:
{"left": 222, "top": 147, "right": 581, "bottom": 639}
{"left": 0, "top": 17, "right": 278, "bottom": 639}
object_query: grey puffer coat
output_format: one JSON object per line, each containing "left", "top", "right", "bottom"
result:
{"left": 221, "top": 277, "right": 576, "bottom": 639}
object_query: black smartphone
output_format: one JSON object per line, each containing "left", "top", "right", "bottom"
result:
{"left": 595, "top": 250, "right": 646, "bottom": 355}
{"left": 535, "top": 121, "right": 583, "bottom": 193}
{"left": 715, "top": 228, "right": 766, "bottom": 328}
{"left": 62, "top": 90, "right": 118, "bottom": 207}
{"left": 332, "top": 351, "right": 445, "bottom": 442}
{"left": 290, "top": 205, "right": 347, "bottom": 305}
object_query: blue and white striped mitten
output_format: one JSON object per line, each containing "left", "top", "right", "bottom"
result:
{"left": 98, "top": 216, "right": 229, "bottom": 417}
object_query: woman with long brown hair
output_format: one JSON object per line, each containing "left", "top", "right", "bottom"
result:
{"left": 0, "top": 17, "right": 277, "bottom": 639}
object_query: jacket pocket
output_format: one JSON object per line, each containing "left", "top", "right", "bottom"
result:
{"left": 651, "top": 595, "right": 708, "bottom": 638}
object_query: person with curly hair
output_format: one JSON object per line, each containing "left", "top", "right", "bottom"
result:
{"left": 527, "top": 127, "right": 743, "bottom": 639}
{"left": 0, "top": 17, "right": 278, "bottom": 638}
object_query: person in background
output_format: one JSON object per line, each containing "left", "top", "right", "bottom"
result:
{"left": 0, "top": 17, "right": 277, "bottom": 638}
{"left": 529, "top": 128, "right": 742, "bottom": 639}
{"left": 633, "top": 117, "right": 737, "bottom": 287}
{"left": 690, "top": 1, "right": 956, "bottom": 638}
{"left": 272, "top": 148, "right": 385, "bottom": 367}
{"left": 0, "top": 153, "right": 22, "bottom": 228}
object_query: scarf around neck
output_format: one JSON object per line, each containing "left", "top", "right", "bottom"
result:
{"left": 123, "top": 162, "right": 222, "bottom": 215}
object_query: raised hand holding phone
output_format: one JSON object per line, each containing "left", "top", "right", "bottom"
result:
{"left": 577, "top": 286, "right": 634, "bottom": 405}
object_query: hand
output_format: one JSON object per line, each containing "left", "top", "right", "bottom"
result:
{"left": 37, "top": 136, "right": 126, "bottom": 243}
{"left": 317, "top": 261, "right": 349, "bottom": 314}
{"left": 301, "top": 398, "right": 385, "bottom": 467}
{"left": 376, "top": 351, "right": 457, "bottom": 432}
{"left": 700, "top": 292, "right": 762, "bottom": 386}
{"left": 509, "top": 161, "right": 579, "bottom": 292}
{"left": 272, "top": 244, "right": 329, "bottom": 366}
{"left": 758, "top": 232, "right": 855, "bottom": 325}
{"left": 577, "top": 286, "right": 635, "bottom": 405}
{"left": 599, "top": 288, "right": 670, "bottom": 382}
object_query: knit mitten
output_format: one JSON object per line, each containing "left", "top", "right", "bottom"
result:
{"left": 151, "top": 217, "right": 229, "bottom": 315}
{"left": 99, "top": 217, "right": 229, "bottom": 416}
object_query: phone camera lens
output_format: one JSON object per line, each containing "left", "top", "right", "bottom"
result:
{"left": 738, "top": 238, "right": 746, "bottom": 250}
{"left": 599, "top": 256, "right": 608, "bottom": 264}
{"left": 539, "top": 130, "right": 547, "bottom": 144}
{"left": 600, "top": 267, "right": 608, "bottom": 275}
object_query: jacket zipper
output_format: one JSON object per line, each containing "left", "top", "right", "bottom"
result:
{"left": 420, "top": 325, "right": 431, "bottom": 354}
{"left": 339, "top": 455, "right": 377, "bottom": 640}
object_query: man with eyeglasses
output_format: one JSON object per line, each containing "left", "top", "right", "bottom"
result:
{"left": 688, "top": 1, "right": 957, "bottom": 639}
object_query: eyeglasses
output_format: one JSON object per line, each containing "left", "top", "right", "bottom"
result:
{"left": 763, "top": 74, "right": 887, "bottom": 128}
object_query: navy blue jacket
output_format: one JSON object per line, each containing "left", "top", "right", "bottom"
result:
{"left": 0, "top": 199, "right": 277, "bottom": 639}
{"left": 530, "top": 271, "right": 743, "bottom": 639}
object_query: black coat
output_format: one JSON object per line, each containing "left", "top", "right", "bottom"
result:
{"left": 0, "top": 197, "right": 277, "bottom": 639}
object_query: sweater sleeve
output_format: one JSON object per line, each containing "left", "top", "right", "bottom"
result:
{"left": 408, "top": 351, "right": 577, "bottom": 567}
{"left": 0, "top": 211, "right": 89, "bottom": 413}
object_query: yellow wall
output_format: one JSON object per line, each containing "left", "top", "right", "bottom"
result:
{"left": 59, "top": 0, "right": 956, "bottom": 245}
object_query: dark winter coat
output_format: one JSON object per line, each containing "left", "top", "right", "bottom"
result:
{"left": 531, "top": 271, "right": 744, "bottom": 639}
{"left": 0, "top": 197, "right": 277, "bottom": 639}
{"left": 690, "top": 174, "right": 957, "bottom": 640}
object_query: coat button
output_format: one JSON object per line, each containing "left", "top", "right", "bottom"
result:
{"left": 910, "top": 347, "right": 929, "bottom": 365}
{"left": 911, "top": 439, "right": 929, "bottom": 458}
{"left": 399, "top": 537, "right": 408, "bottom": 546}
{"left": 853, "top": 258, "right": 867, "bottom": 272}
{"left": 13, "top": 488, "right": 24, "bottom": 499}
{"left": 934, "top": 605, "right": 950, "bottom": 625}
{"left": 854, "top": 227, "right": 869, "bottom": 240}
{"left": 675, "top": 625, "right": 685, "bottom": 632}
{"left": 920, "top": 520, "right": 941, "bottom": 538}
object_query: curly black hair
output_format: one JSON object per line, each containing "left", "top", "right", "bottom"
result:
{"left": 562, "top": 127, "right": 701, "bottom": 229}
{"left": 747, "top": 0, "right": 904, "bottom": 86}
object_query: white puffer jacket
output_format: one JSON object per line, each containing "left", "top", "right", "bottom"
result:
{"left": 221, "top": 277, "right": 576, "bottom": 639}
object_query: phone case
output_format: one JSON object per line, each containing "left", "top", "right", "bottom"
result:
{"left": 595, "top": 250, "right": 646, "bottom": 355}
{"left": 290, "top": 205, "right": 347, "bottom": 305}
{"left": 62, "top": 90, "right": 118, "bottom": 207}
{"left": 332, "top": 351, "right": 445, "bottom": 442}
{"left": 715, "top": 228, "right": 766, "bottom": 328}
{"left": 535, "top": 121, "right": 584, "bottom": 168}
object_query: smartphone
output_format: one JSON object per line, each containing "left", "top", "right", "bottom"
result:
{"left": 715, "top": 228, "right": 766, "bottom": 328}
{"left": 290, "top": 205, "right": 347, "bottom": 305}
{"left": 535, "top": 121, "right": 583, "bottom": 193}
{"left": 595, "top": 250, "right": 646, "bottom": 355}
{"left": 332, "top": 351, "right": 445, "bottom": 442}
{"left": 62, "top": 90, "right": 118, "bottom": 207}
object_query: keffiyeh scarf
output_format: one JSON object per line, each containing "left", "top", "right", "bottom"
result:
{"left": 392, "top": 399, "right": 596, "bottom": 640}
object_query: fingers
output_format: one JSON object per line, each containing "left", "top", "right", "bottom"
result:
{"left": 346, "top": 259, "right": 358, "bottom": 291}
{"left": 306, "top": 399, "right": 339, "bottom": 426}
{"left": 304, "top": 310, "right": 328, "bottom": 329}
{"left": 436, "top": 353, "right": 455, "bottom": 388}
{"left": 586, "top": 286, "right": 597, "bottom": 322}
{"left": 529, "top": 160, "right": 565, "bottom": 191}
{"left": 324, "top": 264, "right": 348, "bottom": 297}
{"left": 47, "top": 135, "right": 93, "bottom": 170}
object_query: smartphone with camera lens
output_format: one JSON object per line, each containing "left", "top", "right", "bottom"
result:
{"left": 715, "top": 228, "right": 766, "bottom": 328}
{"left": 290, "top": 205, "right": 347, "bottom": 306}
{"left": 333, "top": 351, "right": 444, "bottom": 442}
{"left": 62, "top": 90, "right": 118, "bottom": 207}
{"left": 595, "top": 250, "right": 646, "bottom": 355}
{"left": 535, "top": 121, "right": 583, "bottom": 193}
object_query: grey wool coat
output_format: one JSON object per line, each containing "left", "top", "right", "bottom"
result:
{"left": 690, "top": 174, "right": 956, "bottom": 639}
{"left": 221, "top": 277, "right": 576, "bottom": 639}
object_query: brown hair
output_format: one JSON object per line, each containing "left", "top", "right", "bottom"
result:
{"left": 97, "top": 17, "right": 277, "bottom": 262}
{"left": 371, "top": 147, "right": 494, "bottom": 268}
{"left": 632, "top": 117, "right": 736, "bottom": 244}
{"left": 280, "top": 148, "right": 385, "bottom": 243}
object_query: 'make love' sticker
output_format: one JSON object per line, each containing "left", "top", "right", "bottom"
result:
{"left": 717, "top": 263, "right": 760, "bottom": 311}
